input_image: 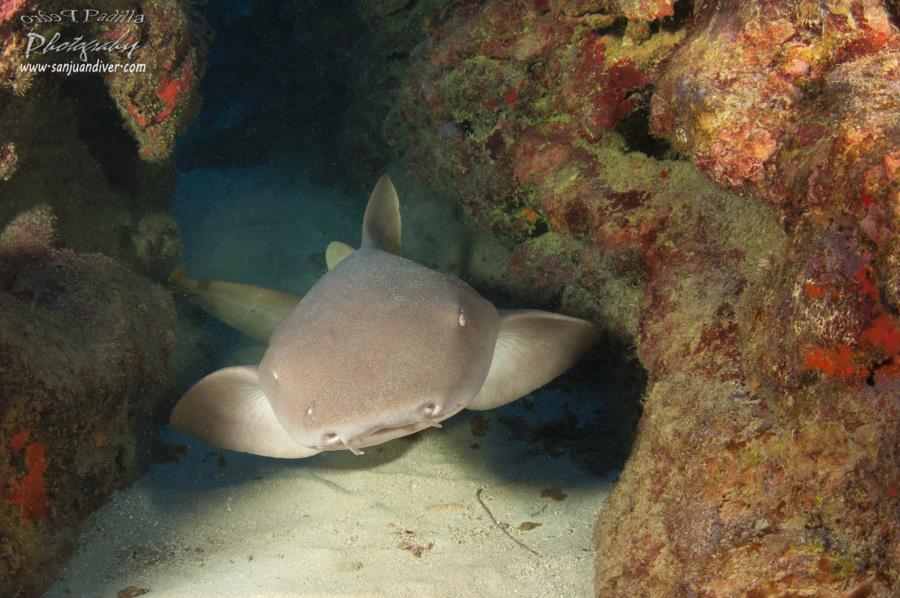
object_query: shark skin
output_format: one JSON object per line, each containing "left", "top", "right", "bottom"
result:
{"left": 170, "top": 175, "right": 601, "bottom": 458}
{"left": 171, "top": 270, "right": 301, "bottom": 344}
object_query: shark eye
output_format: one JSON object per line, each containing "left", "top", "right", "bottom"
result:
{"left": 458, "top": 307, "right": 466, "bottom": 327}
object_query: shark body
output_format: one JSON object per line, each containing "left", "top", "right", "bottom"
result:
{"left": 171, "top": 176, "right": 600, "bottom": 458}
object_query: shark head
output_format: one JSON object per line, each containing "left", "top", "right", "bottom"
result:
{"left": 257, "top": 246, "right": 499, "bottom": 454}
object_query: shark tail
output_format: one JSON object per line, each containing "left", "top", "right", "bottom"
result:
{"left": 170, "top": 266, "right": 201, "bottom": 292}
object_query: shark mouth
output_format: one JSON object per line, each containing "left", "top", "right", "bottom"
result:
{"left": 316, "top": 404, "right": 466, "bottom": 455}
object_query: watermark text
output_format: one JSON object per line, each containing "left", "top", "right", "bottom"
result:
{"left": 19, "top": 60, "right": 147, "bottom": 76}
{"left": 19, "top": 9, "right": 144, "bottom": 25}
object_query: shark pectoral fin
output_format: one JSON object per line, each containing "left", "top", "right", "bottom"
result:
{"left": 325, "top": 241, "right": 355, "bottom": 270}
{"left": 467, "top": 310, "right": 601, "bottom": 411}
{"left": 361, "top": 174, "right": 401, "bottom": 254}
{"left": 170, "top": 366, "right": 319, "bottom": 459}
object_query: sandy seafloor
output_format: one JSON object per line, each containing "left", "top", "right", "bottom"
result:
{"left": 46, "top": 165, "right": 618, "bottom": 597}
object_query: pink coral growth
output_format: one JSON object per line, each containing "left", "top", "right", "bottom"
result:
{"left": 0, "top": 0, "right": 26, "bottom": 23}
{"left": 0, "top": 206, "right": 58, "bottom": 251}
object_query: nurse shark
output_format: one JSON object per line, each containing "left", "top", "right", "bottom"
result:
{"left": 171, "top": 175, "right": 600, "bottom": 458}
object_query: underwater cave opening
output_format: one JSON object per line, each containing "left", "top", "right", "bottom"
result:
{"left": 174, "top": 0, "right": 367, "bottom": 187}
{"left": 615, "top": 104, "right": 674, "bottom": 160}
{"left": 44, "top": 0, "right": 647, "bottom": 593}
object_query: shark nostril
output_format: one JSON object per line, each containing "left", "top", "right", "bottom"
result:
{"left": 422, "top": 402, "right": 438, "bottom": 417}
{"left": 324, "top": 432, "right": 337, "bottom": 441}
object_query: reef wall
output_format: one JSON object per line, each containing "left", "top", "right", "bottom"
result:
{"left": 371, "top": 0, "right": 899, "bottom": 595}
{"left": 0, "top": 208, "right": 181, "bottom": 596}
{"left": 0, "top": 1, "right": 209, "bottom": 595}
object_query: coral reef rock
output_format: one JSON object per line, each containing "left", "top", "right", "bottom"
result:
{"left": 0, "top": 0, "right": 209, "bottom": 280}
{"left": 651, "top": 0, "right": 900, "bottom": 314}
{"left": 0, "top": 207, "right": 179, "bottom": 597}
{"left": 370, "top": 0, "right": 900, "bottom": 594}
{"left": 1, "top": 0, "right": 208, "bottom": 172}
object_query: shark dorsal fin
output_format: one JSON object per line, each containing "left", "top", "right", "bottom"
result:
{"left": 361, "top": 175, "right": 401, "bottom": 254}
{"left": 326, "top": 241, "right": 355, "bottom": 270}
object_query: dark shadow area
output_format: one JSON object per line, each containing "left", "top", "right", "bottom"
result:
{"left": 616, "top": 105, "right": 673, "bottom": 159}
{"left": 445, "top": 334, "right": 645, "bottom": 483}
{"left": 148, "top": 423, "right": 417, "bottom": 496}
{"left": 60, "top": 74, "right": 142, "bottom": 196}
{"left": 176, "top": 0, "right": 366, "bottom": 187}
{"left": 656, "top": 0, "right": 695, "bottom": 34}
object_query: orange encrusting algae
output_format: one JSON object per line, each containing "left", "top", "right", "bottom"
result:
{"left": 120, "top": 60, "right": 194, "bottom": 128}
{"left": 154, "top": 61, "right": 193, "bottom": 124}
{"left": 521, "top": 207, "right": 539, "bottom": 225}
{"left": 860, "top": 314, "right": 900, "bottom": 356}
{"left": 4, "top": 428, "right": 48, "bottom": 521}
{"left": 9, "top": 427, "right": 30, "bottom": 452}
{"left": 801, "top": 262, "right": 900, "bottom": 383}
{"left": 802, "top": 344, "right": 862, "bottom": 380}
{"left": 802, "top": 281, "right": 827, "bottom": 300}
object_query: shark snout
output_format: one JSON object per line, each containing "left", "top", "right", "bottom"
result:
{"left": 315, "top": 400, "right": 459, "bottom": 455}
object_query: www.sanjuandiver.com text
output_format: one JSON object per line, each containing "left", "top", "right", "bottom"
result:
{"left": 19, "top": 60, "right": 147, "bottom": 76}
